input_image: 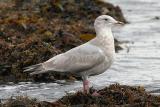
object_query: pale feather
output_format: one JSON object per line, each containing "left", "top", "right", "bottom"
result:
{"left": 43, "top": 43, "right": 106, "bottom": 73}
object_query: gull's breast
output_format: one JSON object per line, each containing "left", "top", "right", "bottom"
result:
{"left": 79, "top": 37, "right": 115, "bottom": 76}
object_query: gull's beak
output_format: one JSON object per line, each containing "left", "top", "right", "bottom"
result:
{"left": 115, "top": 21, "right": 124, "bottom": 25}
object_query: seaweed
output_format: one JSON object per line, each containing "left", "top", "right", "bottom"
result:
{"left": 1, "top": 84, "right": 160, "bottom": 107}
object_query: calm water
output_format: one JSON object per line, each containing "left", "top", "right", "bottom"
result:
{"left": 0, "top": 0, "right": 160, "bottom": 101}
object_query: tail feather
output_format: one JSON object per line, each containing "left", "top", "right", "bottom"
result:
{"left": 30, "top": 70, "right": 49, "bottom": 76}
{"left": 23, "top": 63, "right": 42, "bottom": 72}
{"left": 23, "top": 63, "right": 48, "bottom": 75}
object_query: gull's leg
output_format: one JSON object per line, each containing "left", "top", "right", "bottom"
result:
{"left": 82, "top": 79, "right": 100, "bottom": 96}
{"left": 82, "top": 76, "right": 89, "bottom": 94}
{"left": 83, "top": 79, "right": 89, "bottom": 93}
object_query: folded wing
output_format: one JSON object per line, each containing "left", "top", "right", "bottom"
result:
{"left": 24, "top": 43, "right": 105, "bottom": 75}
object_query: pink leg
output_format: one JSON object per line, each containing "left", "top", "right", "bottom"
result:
{"left": 83, "top": 80, "right": 89, "bottom": 94}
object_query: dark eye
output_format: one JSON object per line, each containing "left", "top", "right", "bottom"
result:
{"left": 105, "top": 19, "right": 108, "bottom": 21}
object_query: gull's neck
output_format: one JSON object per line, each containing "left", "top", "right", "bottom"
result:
{"left": 93, "top": 24, "right": 115, "bottom": 59}
{"left": 95, "top": 26, "right": 113, "bottom": 39}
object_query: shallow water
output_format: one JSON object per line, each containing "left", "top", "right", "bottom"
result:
{"left": 1, "top": 0, "right": 160, "bottom": 101}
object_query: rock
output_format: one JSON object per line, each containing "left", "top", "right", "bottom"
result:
{"left": 53, "top": 84, "right": 160, "bottom": 107}
{"left": 153, "top": 16, "right": 160, "bottom": 20}
{"left": 1, "top": 84, "right": 160, "bottom": 107}
{"left": 0, "top": 64, "right": 11, "bottom": 75}
{"left": 10, "top": 100, "right": 26, "bottom": 107}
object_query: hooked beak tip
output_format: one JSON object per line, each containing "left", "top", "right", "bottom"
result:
{"left": 115, "top": 21, "right": 125, "bottom": 25}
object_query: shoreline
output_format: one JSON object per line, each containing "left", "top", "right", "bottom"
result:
{"left": 1, "top": 84, "right": 160, "bottom": 107}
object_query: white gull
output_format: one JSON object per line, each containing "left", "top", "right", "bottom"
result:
{"left": 24, "top": 15, "right": 123, "bottom": 93}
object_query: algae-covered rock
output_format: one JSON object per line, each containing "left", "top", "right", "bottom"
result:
{"left": 53, "top": 84, "right": 160, "bottom": 107}
{"left": 0, "top": 0, "right": 126, "bottom": 82}
{"left": 1, "top": 84, "right": 160, "bottom": 107}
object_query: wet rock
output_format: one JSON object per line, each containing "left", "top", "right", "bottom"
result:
{"left": 115, "top": 39, "right": 123, "bottom": 52}
{"left": 0, "top": 64, "right": 11, "bottom": 75}
{"left": 153, "top": 16, "right": 160, "bottom": 20}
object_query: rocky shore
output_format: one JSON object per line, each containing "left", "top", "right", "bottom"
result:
{"left": 1, "top": 84, "right": 160, "bottom": 107}
{"left": 0, "top": 0, "right": 126, "bottom": 83}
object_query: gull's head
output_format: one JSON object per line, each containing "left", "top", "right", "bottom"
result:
{"left": 94, "top": 15, "right": 123, "bottom": 29}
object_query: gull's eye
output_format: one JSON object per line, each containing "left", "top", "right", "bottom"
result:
{"left": 104, "top": 19, "right": 108, "bottom": 21}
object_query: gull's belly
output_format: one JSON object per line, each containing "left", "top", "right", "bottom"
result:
{"left": 78, "top": 57, "right": 113, "bottom": 76}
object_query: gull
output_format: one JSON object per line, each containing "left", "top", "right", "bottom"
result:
{"left": 24, "top": 15, "right": 123, "bottom": 93}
